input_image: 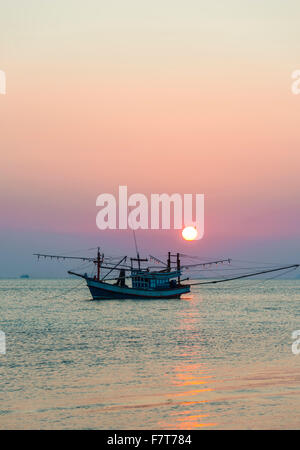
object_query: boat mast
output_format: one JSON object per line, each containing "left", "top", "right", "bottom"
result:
{"left": 130, "top": 229, "right": 148, "bottom": 271}
{"left": 167, "top": 252, "right": 171, "bottom": 271}
{"left": 167, "top": 252, "right": 181, "bottom": 282}
{"left": 132, "top": 229, "right": 141, "bottom": 270}
{"left": 96, "top": 247, "right": 101, "bottom": 281}
{"left": 177, "top": 253, "right": 181, "bottom": 284}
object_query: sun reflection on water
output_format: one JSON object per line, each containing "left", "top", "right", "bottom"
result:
{"left": 158, "top": 305, "right": 218, "bottom": 429}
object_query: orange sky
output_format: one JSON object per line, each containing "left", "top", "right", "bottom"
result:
{"left": 0, "top": 1, "right": 299, "bottom": 275}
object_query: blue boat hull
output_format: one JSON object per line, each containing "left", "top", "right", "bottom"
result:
{"left": 86, "top": 278, "right": 190, "bottom": 300}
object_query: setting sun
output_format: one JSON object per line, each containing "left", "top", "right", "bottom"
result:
{"left": 182, "top": 226, "right": 198, "bottom": 241}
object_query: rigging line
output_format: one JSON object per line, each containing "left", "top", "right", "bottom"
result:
{"left": 101, "top": 256, "right": 127, "bottom": 281}
{"left": 194, "top": 266, "right": 299, "bottom": 292}
{"left": 149, "top": 255, "right": 167, "bottom": 266}
{"left": 233, "top": 267, "right": 297, "bottom": 289}
{"left": 196, "top": 265, "right": 229, "bottom": 281}
{"left": 233, "top": 259, "right": 288, "bottom": 266}
{"left": 179, "top": 254, "right": 229, "bottom": 261}
{"left": 68, "top": 256, "right": 96, "bottom": 270}
{"left": 180, "top": 255, "right": 286, "bottom": 267}
{"left": 183, "top": 263, "right": 230, "bottom": 280}
{"left": 191, "top": 274, "right": 284, "bottom": 293}
{"left": 183, "top": 260, "right": 290, "bottom": 273}
{"left": 181, "top": 258, "right": 231, "bottom": 269}
{"left": 225, "top": 266, "right": 299, "bottom": 292}
{"left": 184, "top": 264, "right": 287, "bottom": 273}
{"left": 69, "top": 261, "right": 93, "bottom": 273}
{"left": 261, "top": 266, "right": 298, "bottom": 281}
{"left": 187, "top": 264, "right": 299, "bottom": 285}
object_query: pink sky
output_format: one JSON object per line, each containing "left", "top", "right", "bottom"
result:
{"left": 0, "top": 1, "right": 299, "bottom": 275}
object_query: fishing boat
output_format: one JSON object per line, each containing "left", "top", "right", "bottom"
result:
{"left": 74, "top": 251, "right": 190, "bottom": 299}
{"left": 35, "top": 249, "right": 190, "bottom": 299}
{"left": 33, "top": 245, "right": 299, "bottom": 300}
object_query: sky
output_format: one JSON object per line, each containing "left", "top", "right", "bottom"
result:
{"left": 0, "top": 1, "right": 300, "bottom": 277}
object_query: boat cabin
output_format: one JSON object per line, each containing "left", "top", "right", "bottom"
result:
{"left": 131, "top": 270, "right": 180, "bottom": 290}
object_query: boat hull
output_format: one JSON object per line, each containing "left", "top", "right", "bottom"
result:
{"left": 86, "top": 278, "right": 190, "bottom": 300}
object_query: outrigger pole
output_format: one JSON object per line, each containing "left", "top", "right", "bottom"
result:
{"left": 33, "top": 252, "right": 131, "bottom": 271}
{"left": 187, "top": 264, "right": 299, "bottom": 285}
{"left": 181, "top": 258, "right": 231, "bottom": 269}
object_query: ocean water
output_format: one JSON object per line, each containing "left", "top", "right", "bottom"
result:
{"left": 0, "top": 279, "right": 299, "bottom": 430}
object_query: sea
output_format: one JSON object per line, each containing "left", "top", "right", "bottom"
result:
{"left": 0, "top": 279, "right": 299, "bottom": 429}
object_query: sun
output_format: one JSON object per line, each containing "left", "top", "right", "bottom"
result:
{"left": 182, "top": 226, "right": 198, "bottom": 241}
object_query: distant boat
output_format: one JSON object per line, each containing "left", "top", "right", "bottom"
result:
{"left": 20, "top": 274, "right": 30, "bottom": 279}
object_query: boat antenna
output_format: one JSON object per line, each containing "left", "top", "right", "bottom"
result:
{"left": 132, "top": 229, "right": 141, "bottom": 270}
